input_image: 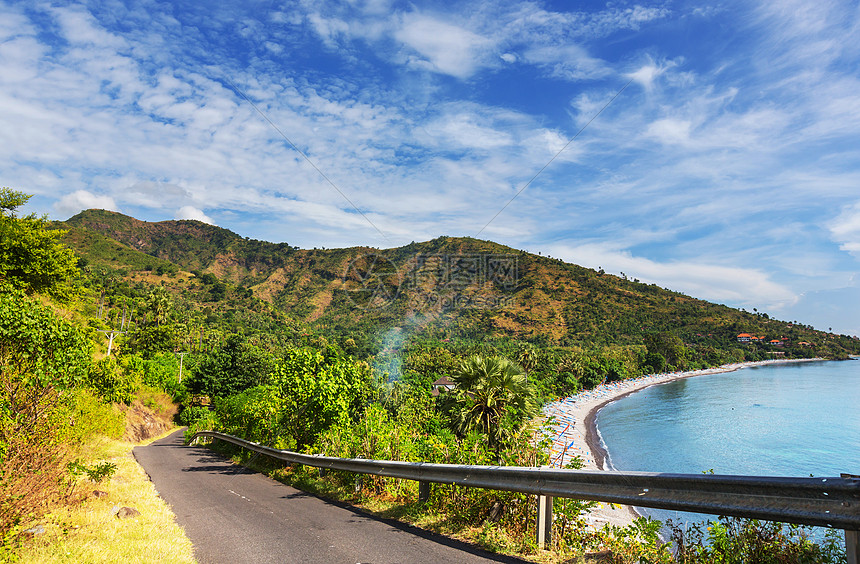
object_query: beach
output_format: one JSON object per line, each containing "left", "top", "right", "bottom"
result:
{"left": 541, "top": 358, "right": 824, "bottom": 528}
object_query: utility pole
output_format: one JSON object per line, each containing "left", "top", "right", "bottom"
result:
{"left": 97, "top": 329, "right": 126, "bottom": 356}
{"left": 175, "top": 351, "right": 189, "bottom": 383}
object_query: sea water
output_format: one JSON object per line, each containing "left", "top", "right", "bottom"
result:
{"left": 596, "top": 359, "right": 860, "bottom": 529}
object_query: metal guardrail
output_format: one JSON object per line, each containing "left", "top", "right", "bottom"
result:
{"left": 189, "top": 430, "right": 860, "bottom": 558}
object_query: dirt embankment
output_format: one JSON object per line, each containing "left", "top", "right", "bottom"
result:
{"left": 121, "top": 393, "right": 178, "bottom": 442}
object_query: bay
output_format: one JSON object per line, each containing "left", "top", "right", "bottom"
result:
{"left": 596, "top": 359, "right": 860, "bottom": 527}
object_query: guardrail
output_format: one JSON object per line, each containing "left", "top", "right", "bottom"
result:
{"left": 189, "top": 430, "right": 860, "bottom": 559}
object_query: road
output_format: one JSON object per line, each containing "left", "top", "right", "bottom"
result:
{"left": 134, "top": 430, "right": 530, "bottom": 564}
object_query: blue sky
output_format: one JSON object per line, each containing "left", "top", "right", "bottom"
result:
{"left": 3, "top": 0, "right": 860, "bottom": 335}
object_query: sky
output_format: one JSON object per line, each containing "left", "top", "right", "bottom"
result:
{"left": 3, "top": 0, "right": 860, "bottom": 336}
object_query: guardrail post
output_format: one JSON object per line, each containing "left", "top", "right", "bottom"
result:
{"left": 354, "top": 475, "right": 362, "bottom": 493}
{"left": 846, "top": 529, "right": 859, "bottom": 564}
{"left": 536, "top": 495, "right": 552, "bottom": 549}
{"left": 418, "top": 481, "right": 431, "bottom": 504}
{"left": 844, "top": 474, "right": 859, "bottom": 564}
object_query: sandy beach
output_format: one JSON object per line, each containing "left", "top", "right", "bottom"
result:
{"left": 541, "top": 358, "right": 824, "bottom": 528}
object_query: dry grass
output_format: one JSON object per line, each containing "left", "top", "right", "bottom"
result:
{"left": 14, "top": 429, "right": 196, "bottom": 564}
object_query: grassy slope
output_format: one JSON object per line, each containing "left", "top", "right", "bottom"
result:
{"left": 15, "top": 429, "right": 196, "bottom": 564}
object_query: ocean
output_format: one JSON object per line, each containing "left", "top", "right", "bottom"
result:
{"left": 596, "top": 358, "right": 860, "bottom": 527}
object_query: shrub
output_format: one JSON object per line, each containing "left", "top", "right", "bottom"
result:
{"left": 0, "top": 373, "right": 77, "bottom": 544}
{"left": 0, "top": 284, "right": 91, "bottom": 389}
{"left": 88, "top": 357, "right": 139, "bottom": 404}
{"left": 177, "top": 405, "right": 212, "bottom": 427}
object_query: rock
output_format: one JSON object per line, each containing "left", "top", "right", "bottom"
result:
{"left": 92, "top": 490, "right": 109, "bottom": 499}
{"left": 584, "top": 550, "right": 613, "bottom": 562}
{"left": 116, "top": 506, "right": 140, "bottom": 519}
{"left": 486, "top": 501, "right": 503, "bottom": 523}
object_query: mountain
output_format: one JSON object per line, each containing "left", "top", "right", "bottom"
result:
{"left": 61, "top": 209, "right": 859, "bottom": 358}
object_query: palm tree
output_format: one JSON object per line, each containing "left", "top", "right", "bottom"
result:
{"left": 440, "top": 355, "right": 539, "bottom": 455}
{"left": 145, "top": 286, "right": 172, "bottom": 327}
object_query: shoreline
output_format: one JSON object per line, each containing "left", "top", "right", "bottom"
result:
{"left": 543, "top": 357, "right": 826, "bottom": 528}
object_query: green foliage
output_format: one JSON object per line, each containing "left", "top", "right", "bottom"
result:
{"left": 0, "top": 188, "right": 80, "bottom": 301}
{"left": 215, "top": 385, "right": 293, "bottom": 448}
{"left": 568, "top": 517, "right": 675, "bottom": 563}
{"left": 121, "top": 352, "right": 184, "bottom": 400}
{"left": 64, "top": 389, "right": 125, "bottom": 442}
{"left": 269, "top": 348, "right": 372, "bottom": 449}
{"left": 644, "top": 332, "right": 690, "bottom": 371}
{"left": 88, "top": 357, "right": 139, "bottom": 404}
{"left": 144, "top": 286, "right": 173, "bottom": 326}
{"left": 177, "top": 405, "right": 212, "bottom": 427}
{"left": 669, "top": 516, "right": 847, "bottom": 564}
{"left": 0, "top": 284, "right": 91, "bottom": 389}
{"left": 67, "top": 459, "right": 118, "bottom": 483}
{"left": 438, "top": 355, "right": 539, "bottom": 455}
{"left": 185, "top": 334, "right": 274, "bottom": 398}
{"left": 123, "top": 324, "right": 179, "bottom": 358}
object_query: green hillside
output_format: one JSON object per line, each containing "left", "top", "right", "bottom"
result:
{"left": 62, "top": 209, "right": 859, "bottom": 363}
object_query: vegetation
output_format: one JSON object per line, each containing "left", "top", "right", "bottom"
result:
{"left": 13, "top": 432, "right": 195, "bottom": 564}
{"left": 438, "top": 355, "right": 539, "bottom": 456}
{"left": 0, "top": 189, "right": 79, "bottom": 301}
{"left": 1, "top": 191, "right": 855, "bottom": 561}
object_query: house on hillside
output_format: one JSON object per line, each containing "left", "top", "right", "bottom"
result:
{"left": 769, "top": 339, "right": 783, "bottom": 346}
{"left": 431, "top": 376, "right": 456, "bottom": 397}
{"left": 737, "top": 333, "right": 752, "bottom": 342}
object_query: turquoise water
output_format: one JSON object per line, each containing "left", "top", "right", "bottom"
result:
{"left": 596, "top": 359, "right": 860, "bottom": 525}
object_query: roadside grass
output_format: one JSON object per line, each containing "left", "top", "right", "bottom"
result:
{"left": 13, "top": 429, "right": 195, "bottom": 564}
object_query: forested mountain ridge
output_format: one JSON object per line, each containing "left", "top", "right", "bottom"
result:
{"left": 61, "top": 209, "right": 859, "bottom": 360}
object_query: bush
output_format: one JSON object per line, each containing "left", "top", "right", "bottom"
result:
{"left": 121, "top": 353, "right": 184, "bottom": 401}
{"left": 669, "top": 516, "right": 847, "bottom": 563}
{"left": 177, "top": 405, "right": 212, "bottom": 427}
{"left": 0, "top": 284, "right": 91, "bottom": 389}
{"left": 0, "top": 373, "right": 77, "bottom": 545}
{"left": 65, "top": 389, "right": 125, "bottom": 442}
{"left": 88, "top": 357, "right": 139, "bottom": 404}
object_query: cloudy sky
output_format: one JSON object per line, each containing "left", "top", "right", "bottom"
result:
{"left": 3, "top": 0, "right": 860, "bottom": 334}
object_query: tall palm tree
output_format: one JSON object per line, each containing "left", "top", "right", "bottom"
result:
{"left": 145, "top": 286, "right": 172, "bottom": 327}
{"left": 440, "top": 355, "right": 539, "bottom": 455}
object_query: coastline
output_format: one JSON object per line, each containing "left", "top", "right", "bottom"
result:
{"left": 543, "top": 357, "right": 826, "bottom": 528}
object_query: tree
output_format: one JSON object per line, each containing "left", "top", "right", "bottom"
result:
{"left": 123, "top": 324, "right": 178, "bottom": 358}
{"left": 0, "top": 188, "right": 79, "bottom": 301}
{"left": 185, "top": 334, "right": 274, "bottom": 398}
{"left": 439, "top": 355, "right": 539, "bottom": 455}
{"left": 268, "top": 348, "right": 372, "bottom": 449}
{"left": 644, "top": 331, "right": 689, "bottom": 370}
{"left": 144, "top": 286, "right": 172, "bottom": 326}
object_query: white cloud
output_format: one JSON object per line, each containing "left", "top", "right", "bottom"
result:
{"left": 523, "top": 45, "right": 610, "bottom": 81}
{"left": 175, "top": 205, "right": 214, "bottom": 225}
{"left": 54, "top": 190, "right": 120, "bottom": 218}
{"left": 545, "top": 242, "right": 798, "bottom": 310}
{"left": 393, "top": 13, "right": 493, "bottom": 78}
{"left": 4, "top": 0, "right": 860, "bottom": 332}
{"left": 829, "top": 202, "right": 860, "bottom": 254}
{"left": 646, "top": 118, "right": 692, "bottom": 145}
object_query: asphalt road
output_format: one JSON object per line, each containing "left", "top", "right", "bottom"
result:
{"left": 134, "top": 430, "right": 529, "bottom": 564}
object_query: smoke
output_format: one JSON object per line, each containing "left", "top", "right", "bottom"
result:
{"left": 373, "top": 314, "right": 436, "bottom": 382}
{"left": 374, "top": 326, "right": 405, "bottom": 381}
